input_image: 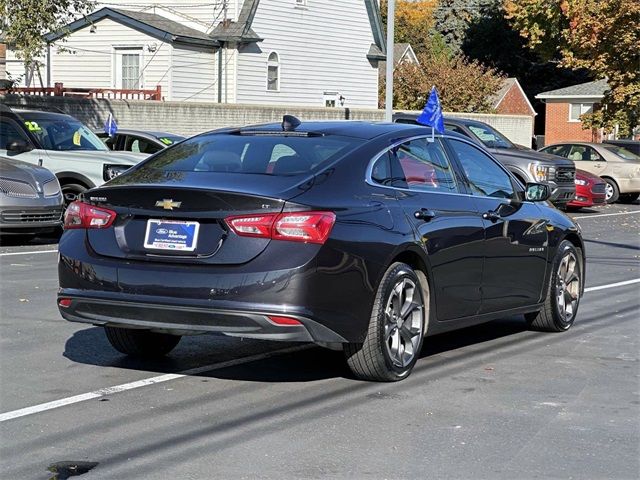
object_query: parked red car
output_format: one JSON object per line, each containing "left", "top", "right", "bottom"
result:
{"left": 567, "top": 169, "right": 606, "bottom": 209}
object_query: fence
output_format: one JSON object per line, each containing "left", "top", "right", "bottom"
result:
{"left": 0, "top": 83, "right": 162, "bottom": 101}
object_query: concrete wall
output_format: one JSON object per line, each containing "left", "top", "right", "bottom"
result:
{"left": 544, "top": 101, "right": 600, "bottom": 145}
{"left": 1, "top": 95, "right": 534, "bottom": 146}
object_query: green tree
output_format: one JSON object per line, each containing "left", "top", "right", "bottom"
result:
{"left": 505, "top": 0, "right": 640, "bottom": 135}
{"left": 0, "top": 0, "right": 95, "bottom": 73}
{"left": 433, "top": 0, "right": 498, "bottom": 55}
{"left": 380, "top": 52, "right": 505, "bottom": 112}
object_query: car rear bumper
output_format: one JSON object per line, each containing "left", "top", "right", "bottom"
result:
{"left": 57, "top": 290, "right": 347, "bottom": 343}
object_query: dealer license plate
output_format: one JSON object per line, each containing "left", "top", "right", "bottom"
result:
{"left": 144, "top": 219, "right": 200, "bottom": 252}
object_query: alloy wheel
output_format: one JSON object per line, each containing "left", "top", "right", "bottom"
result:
{"left": 384, "top": 278, "right": 423, "bottom": 368}
{"left": 555, "top": 251, "right": 580, "bottom": 323}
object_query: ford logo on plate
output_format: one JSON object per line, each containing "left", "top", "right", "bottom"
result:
{"left": 156, "top": 228, "right": 168, "bottom": 234}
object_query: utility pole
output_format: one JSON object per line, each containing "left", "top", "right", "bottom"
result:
{"left": 384, "top": 0, "right": 395, "bottom": 122}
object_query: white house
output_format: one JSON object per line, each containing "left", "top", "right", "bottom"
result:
{"left": 5, "top": 0, "right": 386, "bottom": 108}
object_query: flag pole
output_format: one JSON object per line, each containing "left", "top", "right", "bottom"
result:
{"left": 384, "top": 0, "right": 395, "bottom": 122}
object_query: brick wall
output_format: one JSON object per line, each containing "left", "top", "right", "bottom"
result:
{"left": 545, "top": 101, "right": 599, "bottom": 144}
{"left": 1, "top": 94, "right": 535, "bottom": 146}
{"left": 496, "top": 84, "right": 534, "bottom": 120}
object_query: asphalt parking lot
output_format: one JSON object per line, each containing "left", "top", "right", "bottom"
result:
{"left": 1, "top": 202, "right": 639, "bottom": 479}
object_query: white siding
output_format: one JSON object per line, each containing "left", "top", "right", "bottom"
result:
{"left": 236, "top": 0, "right": 380, "bottom": 108}
{"left": 171, "top": 46, "right": 220, "bottom": 102}
{"left": 47, "top": 18, "right": 172, "bottom": 97}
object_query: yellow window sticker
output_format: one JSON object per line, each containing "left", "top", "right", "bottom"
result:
{"left": 73, "top": 130, "right": 82, "bottom": 146}
{"left": 24, "top": 121, "right": 42, "bottom": 132}
{"left": 159, "top": 137, "right": 173, "bottom": 145}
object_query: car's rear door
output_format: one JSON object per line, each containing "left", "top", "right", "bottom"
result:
{"left": 445, "top": 137, "right": 549, "bottom": 312}
{"left": 372, "top": 136, "right": 484, "bottom": 320}
{"left": 566, "top": 144, "right": 607, "bottom": 176}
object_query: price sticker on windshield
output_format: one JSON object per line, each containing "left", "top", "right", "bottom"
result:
{"left": 24, "top": 121, "right": 42, "bottom": 132}
{"left": 159, "top": 137, "right": 173, "bottom": 146}
{"left": 73, "top": 130, "right": 82, "bottom": 146}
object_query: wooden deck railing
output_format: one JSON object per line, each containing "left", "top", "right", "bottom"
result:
{"left": 0, "top": 82, "right": 163, "bottom": 100}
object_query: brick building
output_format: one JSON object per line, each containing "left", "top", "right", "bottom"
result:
{"left": 490, "top": 78, "right": 536, "bottom": 118}
{"left": 536, "top": 79, "right": 607, "bottom": 145}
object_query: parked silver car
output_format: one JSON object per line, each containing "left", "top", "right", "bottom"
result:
{"left": 0, "top": 156, "right": 63, "bottom": 240}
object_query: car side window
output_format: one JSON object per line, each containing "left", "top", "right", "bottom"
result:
{"left": 444, "top": 123, "right": 468, "bottom": 136}
{"left": 448, "top": 139, "right": 515, "bottom": 199}
{"left": 370, "top": 151, "right": 408, "bottom": 189}
{"left": 0, "top": 119, "right": 30, "bottom": 149}
{"left": 567, "top": 145, "right": 601, "bottom": 162}
{"left": 543, "top": 145, "right": 569, "bottom": 157}
{"left": 393, "top": 138, "right": 458, "bottom": 193}
{"left": 126, "top": 136, "right": 162, "bottom": 155}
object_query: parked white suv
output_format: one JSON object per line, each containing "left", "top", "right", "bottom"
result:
{"left": 0, "top": 105, "right": 147, "bottom": 205}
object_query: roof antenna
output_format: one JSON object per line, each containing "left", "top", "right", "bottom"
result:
{"left": 282, "top": 115, "right": 301, "bottom": 132}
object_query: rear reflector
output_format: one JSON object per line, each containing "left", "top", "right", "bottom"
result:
{"left": 64, "top": 201, "right": 116, "bottom": 230}
{"left": 267, "top": 315, "right": 303, "bottom": 326}
{"left": 226, "top": 211, "right": 336, "bottom": 244}
{"left": 58, "top": 298, "right": 72, "bottom": 308}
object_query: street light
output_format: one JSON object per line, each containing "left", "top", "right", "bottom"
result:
{"left": 384, "top": 0, "right": 395, "bottom": 122}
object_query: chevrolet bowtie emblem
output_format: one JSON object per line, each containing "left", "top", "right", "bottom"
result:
{"left": 155, "top": 199, "right": 182, "bottom": 210}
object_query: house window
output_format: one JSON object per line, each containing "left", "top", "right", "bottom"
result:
{"left": 569, "top": 103, "right": 593, "bottom": 122}
{"left": 115, "top": 49, "right": 142, "bottom": 89}
{"left": 267, "top": 52, "right": 279, "bottom": 91}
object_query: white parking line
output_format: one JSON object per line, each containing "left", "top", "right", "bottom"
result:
{"left": 0, "top": 249, "right": 58, "bottom": 257}
{"left": 574, "top": 211, "right": 640, "bottom": 220}
{"left": 0, "top": 345, "right": 311, "bottom": 423}
{"left": 585, "top": 278, "right": 640, "bottom": 292}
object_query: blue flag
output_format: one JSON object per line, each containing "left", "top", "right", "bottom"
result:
{"left": 104, "top": 113, "right": 118, "bottom": 136}
{"left": 416, "top": 86, "right": 444, "bottom": 134}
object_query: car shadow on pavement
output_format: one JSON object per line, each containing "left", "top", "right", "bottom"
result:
{"left": 63, "top": 317, "right": 529, "bottom": 383}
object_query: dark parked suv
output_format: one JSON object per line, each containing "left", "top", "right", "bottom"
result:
{"left": 393, "top": 114, "right": 576, "bottom": 207}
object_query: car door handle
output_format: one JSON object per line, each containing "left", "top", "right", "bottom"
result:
{"left": 414, "top": 209, "right": 436, "bottom": 221}
{"left": 482, "top": 210, "right": 501, "bottom": 222}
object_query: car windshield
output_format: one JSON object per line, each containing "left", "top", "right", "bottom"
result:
{"left": 467, "top": 124, "right": 514, "bottom": 149}
{"left": 155, "top": 135, "right": 185, "bottom": 146}
{"left": 602, "top": 145, "right": 640, "bottom": 161}
{"left": 20, "top": 114, "right": 108, "bottom": 151}
{"left": 137, "top": 132, "right": 362, "bottom": 175}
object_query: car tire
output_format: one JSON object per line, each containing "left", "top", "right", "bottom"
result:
{"left": 61, "top": 183, "right": 88, "bottom": 208}
{"left": 618, "top": 192, "right": 639, "bottom": 204}
{"left": 603, "top": 178, "right": 620, "bottom": 203}
{"left": 104, "top": 326, "right": 181, "bottom": 358}
{"left": 344, "top": 262, "right": 428, "bottom": 382}
{"left": 525, "top": 240, "right": 582, "bottom": 332}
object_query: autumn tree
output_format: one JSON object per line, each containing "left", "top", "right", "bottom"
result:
{"left": 433, "top": 0, "right": 498, "bottom": 55}
{"left": 0, "top": 0, "right": 95, "bottom": 80}
{"left": 380, "top": 52, "right": 505, "bottom": 112}
{"left": 505, "top": 0, "right": 640, "bottom": 136}
{"left": 380, "top": 0, "right": 438, "bottom": 54}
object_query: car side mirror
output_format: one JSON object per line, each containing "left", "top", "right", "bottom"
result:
{"left": 525, "top": 182, "right": 551, "bottom": 202}
{"left": 6, "top": 140, "right": 33, "bottom": 154}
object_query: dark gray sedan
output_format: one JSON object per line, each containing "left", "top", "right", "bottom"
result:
{"left": 0, "top": 156, "right": 63, "bottom": 240}
{"left": 96, "top": 130, "right": 185, "bottom": 155}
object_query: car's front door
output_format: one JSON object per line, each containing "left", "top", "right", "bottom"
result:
{"left": 566, "top": 144, "right": 607, "bottom": 176}
{"left": 0, "top": 117, "right": 49, "bottom": 167}
{"left": 372, "top": 137, "right": 485, "bottom": 321}
{"left": 446, "top": 138, "right": 549, "bottom": 313}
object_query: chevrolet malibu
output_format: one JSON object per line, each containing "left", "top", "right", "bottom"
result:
{"left": 58, "top": 119, "right": 585, "bottom": 381}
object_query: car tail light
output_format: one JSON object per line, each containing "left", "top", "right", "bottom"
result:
{"left": 63, "top": 201, "right": 117, "bottom": 230}
{"left": 226, "top": 211, "right": 336, "bottom": 244}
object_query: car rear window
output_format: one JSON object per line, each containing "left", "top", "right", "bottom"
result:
{"left": 602, "top": 145, "right": 640, "bottom": 161}
{"left": 138, "top": 133, "right": 363, "bottom": 175}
